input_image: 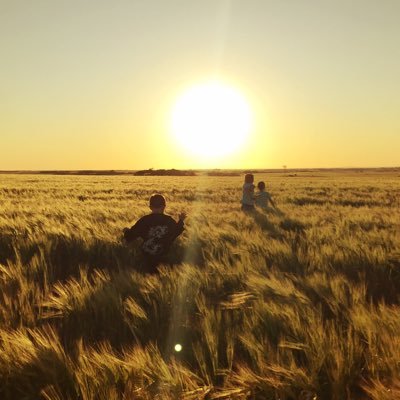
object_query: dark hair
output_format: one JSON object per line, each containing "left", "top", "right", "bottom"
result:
{"left": 257, "top": 181, "right": 265, "bottom": 190}
{"left": 149, "top": 194, "right": 166, "bottom": 208}
{"left": 244, "top": 173, "right": 254, "bottom": 184}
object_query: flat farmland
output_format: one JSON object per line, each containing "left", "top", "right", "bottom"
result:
{"left": 0, "top": 172, "right": 399, "bottom": 400}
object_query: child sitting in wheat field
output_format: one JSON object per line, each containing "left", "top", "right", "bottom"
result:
{"left": 123, "top": 194, "right": 186, "bottom": 273}
{"left": 255, "top": 181, "right": 276, "bottom": 209}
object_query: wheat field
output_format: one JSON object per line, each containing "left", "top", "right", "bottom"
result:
{"left": 0, "top": 171, "right": 399, "bottom": 400}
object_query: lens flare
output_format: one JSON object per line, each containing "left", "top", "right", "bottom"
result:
{"left": 174, "top": 344, "right": 182, "bottom": 352}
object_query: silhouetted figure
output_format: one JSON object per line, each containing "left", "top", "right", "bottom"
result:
{"left": 255, "top": 181, "right": 276, "bottom": 209}
{"left": 241, "top": 173, "right": 255, "bottom": 211}
{"left": 123, "top": 194, "right": 186, "bottom": 274}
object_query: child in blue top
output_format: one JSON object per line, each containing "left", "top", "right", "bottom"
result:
{"left": 255, "top": 181, "right": 276, "bottom": 209}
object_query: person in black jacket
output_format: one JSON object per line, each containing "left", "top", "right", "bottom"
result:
{"left": 123, "top": 194, "right": 186, "bottom": 273}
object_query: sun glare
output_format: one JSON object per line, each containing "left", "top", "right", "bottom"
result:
{"left": 171, "top": 81, "right": 252, "bottom": 159}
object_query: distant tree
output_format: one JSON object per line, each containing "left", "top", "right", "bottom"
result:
{"left": 282, "top": 165, "right": 287, "bottom": 174}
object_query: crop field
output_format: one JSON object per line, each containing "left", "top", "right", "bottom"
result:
{"left": 0, "top": 172, "right": 399, "bottom": 400}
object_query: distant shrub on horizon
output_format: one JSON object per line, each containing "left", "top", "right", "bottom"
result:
{"left": 206, "top": 171, "right": 240, "bottom": 177}
{"left": 133, "top": 168, "right": 197, "bottom": 176}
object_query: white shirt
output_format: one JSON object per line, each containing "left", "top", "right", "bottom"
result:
{"left": 255, "top": 191, "right": 272, "bottom": 208}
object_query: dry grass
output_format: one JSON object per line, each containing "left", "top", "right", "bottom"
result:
{"left": 0, "top": 172, "right": 399, "bottom": 399}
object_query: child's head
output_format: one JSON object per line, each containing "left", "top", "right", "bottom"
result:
{"left": 149, "top": 194, "right": 166, "bottom": 213}
{"left": 257, "top": 181, "right": 265, "bottom": 191}
{"left": 244, "top": 173, "right": 254, "bottom": 184}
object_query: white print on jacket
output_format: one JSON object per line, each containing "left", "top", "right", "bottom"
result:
{"left": 142, "top": 225, "right": 169, "bottom": 255}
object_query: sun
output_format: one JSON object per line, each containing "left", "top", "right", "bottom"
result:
{"left": 170, "top": 80, "right": 252, "bottom": 158}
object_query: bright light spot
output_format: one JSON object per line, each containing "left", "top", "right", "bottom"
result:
{"left": 174, "top": 344, "right": 182, "bottom": 352}
{"left": 171, "top": 80, "right": 252, "bottom": 159}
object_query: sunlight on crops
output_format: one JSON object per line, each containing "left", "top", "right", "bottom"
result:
{"left": 0, "top": 172, "right": 399, "bottom": 399}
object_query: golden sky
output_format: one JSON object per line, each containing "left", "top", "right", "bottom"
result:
{"left": 1, "top": 0, "right": 399, "bottom": 169}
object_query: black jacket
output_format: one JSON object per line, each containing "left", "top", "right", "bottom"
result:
{"left": 124, "top": 213, "right": 184, "bottom": 256}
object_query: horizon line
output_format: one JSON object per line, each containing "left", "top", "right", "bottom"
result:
{"left": 0, "top": 166, "right": 399, "bottom": 174}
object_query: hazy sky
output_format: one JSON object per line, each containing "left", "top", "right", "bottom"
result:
{"left": 1, "top": 0, "right": 399, "bottom": 169}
